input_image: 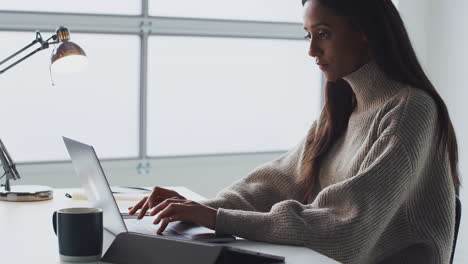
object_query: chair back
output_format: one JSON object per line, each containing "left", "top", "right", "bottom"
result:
{"left": 450, "top": 195, "right": 461, "bottom": 264}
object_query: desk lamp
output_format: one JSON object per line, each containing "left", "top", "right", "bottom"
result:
{"left": 0, "top": 26, "right": 87, "bottom": 202}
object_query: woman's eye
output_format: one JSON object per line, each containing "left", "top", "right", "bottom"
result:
{"left": 318, "top": 31, "right": 330, "bottom": 39}
{"left": 304, "top": 31, "right": 330, "bottom": 41}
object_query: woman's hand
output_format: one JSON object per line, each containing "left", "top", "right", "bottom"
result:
{"left": 152, "top": 199, "right": 217, "bottom": 234}
{"left": 128, "top": 186, "right": 186, "bottom": 219}
{"left": 127, "top": 186, "right": 217, "bottom": 234}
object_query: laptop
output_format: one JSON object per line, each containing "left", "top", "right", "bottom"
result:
{"left": 63, "top": 137, "right": 236, "bottom": 243}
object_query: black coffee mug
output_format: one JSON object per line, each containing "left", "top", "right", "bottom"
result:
{"left": 52, "top": 207, "right": 103, "bottom": 262}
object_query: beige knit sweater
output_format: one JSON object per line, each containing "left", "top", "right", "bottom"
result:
{"left": 201, "top": 61, "right": 456, "bottom": 264}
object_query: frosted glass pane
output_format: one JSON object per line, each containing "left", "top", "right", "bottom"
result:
{"left": 0, "top": 32, "right": 140, "bottom": 162}
{"left": 0, "top": 0, "right": 141, "bottom": 15}
{"left": 147, "top": 36, "right": 321, "bottom": 156}
{"left": 149, "top": 0, "right": 303, "bottom": 22}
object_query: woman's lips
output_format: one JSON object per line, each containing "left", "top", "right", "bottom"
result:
{"left": 318, "top": 64, "right": 328, "bottom": 71}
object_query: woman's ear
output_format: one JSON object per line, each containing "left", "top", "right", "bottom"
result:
{"left": 358, "top": 31, "right": 372, "bottom": 60}
{"left": 359, "top": 30, "right": 368, "bottom": 43}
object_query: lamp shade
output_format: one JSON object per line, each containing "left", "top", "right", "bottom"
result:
{"left": 50, "top": 40, "right": 88, "bottom": 74}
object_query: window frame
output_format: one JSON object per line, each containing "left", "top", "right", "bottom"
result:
{"left": 0, "top": 0, "right": 322, "bottom": 165}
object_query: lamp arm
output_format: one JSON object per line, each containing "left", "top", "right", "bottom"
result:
{"left": 0, "top": 140, "right": 18, "bottom": 192}
{"left": 0, "top": 148, "right": 12, "bottom": 192}
{"left": 0, "top": 31, "right": 57, "bottom": 75}
{"left": 0, "top": 139, "right": 20, "bottom": 180}
{"left": 0, "top": 145, "right": 11, "bottom": 175}
{"left": 0, "top": 46, "right": 47, "bottom": 75}
{"left": 0, "top": 39, "right": 40, "bottom": 67}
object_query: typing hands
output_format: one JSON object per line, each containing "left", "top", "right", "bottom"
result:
{"left": 128, "top": 187, "right": 217, "bottom": 234}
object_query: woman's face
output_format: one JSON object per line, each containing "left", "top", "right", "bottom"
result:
{"left": 303, "top": 0, "right": 370, "bottom": 81}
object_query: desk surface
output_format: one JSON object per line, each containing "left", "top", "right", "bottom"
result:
{"left": 0, "top": 187, "right": 338, "bottom": 264}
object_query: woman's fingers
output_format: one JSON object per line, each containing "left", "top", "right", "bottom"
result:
{"left": 137, "top": 197, "right": 154, "bottom": 219}
{"left": 128, "top": 187, "right": 187, "bottom": 218}
{"left": 156, "top": 215, "right": 183, "bottom": 234}
{"left": 154, "top": 202, "right": 188, "bottom": 225}
{"left": 134, "top": 187, "right": 173, "bottom": 218}
{"left": 151, "top": 201, "right": 217, "bottom": 233}
{"left": 128, "top": 197, "right": 148, "bottom": 215}
{"left": 150, "top": 198, "right": 186, "bottom": 218}
{"left": 152, "top": 186, "right": 186, "bottom": 200}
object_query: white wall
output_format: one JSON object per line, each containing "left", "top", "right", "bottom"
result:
{"left": 398, "top": 0, "right": 430, "bottom": 70}
{"left": 400, "top": 1, "right": 468, "bottom": 263}
{"left": 426, "top": 1, "right": 468, "bottom": 263}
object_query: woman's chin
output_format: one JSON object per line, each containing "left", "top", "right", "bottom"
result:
{"left": 323, "top": 69, "right": 346, "bottom": 82}
{"left": 324, "top": 73, "right": 338, "bottom": 82}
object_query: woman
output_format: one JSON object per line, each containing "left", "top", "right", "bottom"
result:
{"left": 129, "top": 0, "right": 459, "bottom": 263}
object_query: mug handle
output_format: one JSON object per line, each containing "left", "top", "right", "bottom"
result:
{"left": 52, "top": 211, "right": 57, "bottom": 235}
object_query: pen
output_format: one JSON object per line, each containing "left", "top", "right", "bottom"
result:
{"left": 64, "top": 191, "right": 127, "bottom": 199}
{"left": 119, "top": 186, "right": 152, "bottom": 192}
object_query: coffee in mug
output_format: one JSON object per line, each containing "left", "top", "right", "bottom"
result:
{"left": 52, "top": 207, "right": 103, "bottom": 262}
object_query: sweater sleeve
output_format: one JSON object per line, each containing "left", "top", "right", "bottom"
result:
{"left": 200, "top": 121, "right": 318, "bottom": 212}
{"left": 214, "top": 132, "right": 426, "bottom": 263}
{"left": 200, "top": 137, "right": 307, "bottom": 212}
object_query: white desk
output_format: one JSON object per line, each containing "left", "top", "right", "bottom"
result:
{"left": 0, "top": 187, "right": 338, "bottom": 264}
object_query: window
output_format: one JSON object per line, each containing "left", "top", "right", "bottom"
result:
{"left": 0, "top": 32, "right": 140, "bottom": 162}
{"left": 149, "top": 0, "right": 303, "bottom": 22}
{"left": 0, "top": 1, "right": 322, "bottom": 163}
{"left": 0, "top": 0, "right": 141, "bottom": 15}
{"left": 147, "top": 36, "right": 320, "bottom": 156}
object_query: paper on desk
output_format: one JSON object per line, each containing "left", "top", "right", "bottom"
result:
{"left": 69, "top": 191, "right": 147, "bottom": 201}
{"left": 68, "top": 189, "right": 151, "bottom": 214}
{"left": 69, "top": 187, "right": 150, "bottom": 201}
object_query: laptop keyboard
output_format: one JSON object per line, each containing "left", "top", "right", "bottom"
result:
{"left": 125, "top": 219, "right": 189, "bottom": 238}
{"left": 126, "top": 219, "right": 157, "bottom": 234}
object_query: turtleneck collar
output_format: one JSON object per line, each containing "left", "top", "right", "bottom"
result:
{"left": 343, "top": 60, "right": 403, "bottom": 113}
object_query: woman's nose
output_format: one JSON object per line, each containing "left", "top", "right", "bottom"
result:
{"left": 308, "top": 39, "right": 323, "bottom": 58}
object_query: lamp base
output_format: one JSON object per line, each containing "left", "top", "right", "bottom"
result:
{"left": 0, "top": 185, "right": 53, "bottom": 202}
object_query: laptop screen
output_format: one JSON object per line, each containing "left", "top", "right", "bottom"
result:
{"left": 63, "top": 136, "right": 128, "bottom": 236}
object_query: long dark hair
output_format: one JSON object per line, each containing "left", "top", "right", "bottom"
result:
{"left": 300, "top": 0, "right": 460, "bottom": 201}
